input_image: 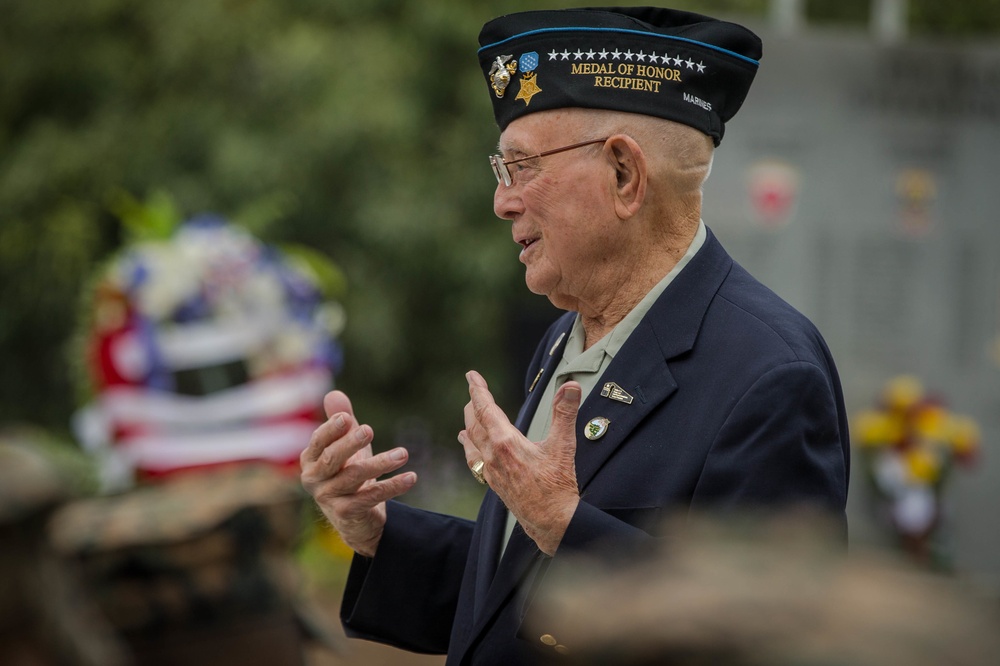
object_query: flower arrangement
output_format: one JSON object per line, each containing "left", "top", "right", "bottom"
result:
{"left": 73, "top": 213, "right": 345, "bottom": 489}
{"left": 854, "top": 375, "right": 979, "bottom": 569}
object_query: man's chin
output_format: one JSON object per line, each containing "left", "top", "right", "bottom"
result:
{"left": 523, "top": 273, "right": 549, "bottom": 297}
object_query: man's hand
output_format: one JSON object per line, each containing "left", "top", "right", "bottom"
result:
{"left": 300, "top": 391, "right": 417, "bottom": 558}
{"left": 458, "top": 370, "right": 581, "bottom": 556}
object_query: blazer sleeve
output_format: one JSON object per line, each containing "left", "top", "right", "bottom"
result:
{"left": 691, "top": 360, "right": 849, "bottom": 520}
{"left": 340, "top": 500, "right": 476, "bottom": 654}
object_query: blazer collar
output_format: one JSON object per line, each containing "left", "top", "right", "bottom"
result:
{"left": 572, "top": 228, "right": 732, "bottom": 490}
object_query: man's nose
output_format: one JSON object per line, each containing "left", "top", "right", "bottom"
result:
{"left": 493, "top": 181, "right": 523, "bottom": 221}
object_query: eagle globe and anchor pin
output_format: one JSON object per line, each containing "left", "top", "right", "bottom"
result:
{"left": 488, "top": 52, "right": 542, "bottom": 105}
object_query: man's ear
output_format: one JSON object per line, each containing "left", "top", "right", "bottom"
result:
{"left": 605, "top": 134, "right": 647, "bottom": 220}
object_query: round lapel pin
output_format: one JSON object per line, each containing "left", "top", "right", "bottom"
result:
{"left": 584, "top": 416, "right": 610, "bottom": 441}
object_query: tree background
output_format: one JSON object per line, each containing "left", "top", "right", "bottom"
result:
{"left": 2, "top": 0, "right": 999, "bottom": 465}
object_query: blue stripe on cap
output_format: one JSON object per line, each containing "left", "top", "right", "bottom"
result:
{"left": 479, "top": 26, "right": 760, "bottom": 67}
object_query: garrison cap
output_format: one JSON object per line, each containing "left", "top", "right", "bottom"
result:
{"left": 478, "top": 6, "right": 762, "bottom": 145}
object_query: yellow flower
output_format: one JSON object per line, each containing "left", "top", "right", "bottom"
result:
{"left": 906, "top": 449, "right": 941, "bottom": 484}
{"left": 949, "top": 416, "right": 980, "bottom": 458}
{"left": 881, "top": 375, "right": 924, "bottom": 411}
{"left": 913, "top": 404, "right": 948, "bottom": 440}
{"left": 855, "top": 410, "right": 903, "bottom": 447}
{"left": 315, "top": 522, "right": 355, "bottom": 561}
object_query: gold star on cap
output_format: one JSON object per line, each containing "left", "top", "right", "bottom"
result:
{"left": 515, "top": 72, "right": 542, "bottom": 106}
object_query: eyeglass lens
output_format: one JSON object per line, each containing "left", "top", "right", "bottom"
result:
{"left": 489, "top": 155, "right": 511, "bottom": 186}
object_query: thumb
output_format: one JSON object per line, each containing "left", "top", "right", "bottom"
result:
{"left": 323, "top": 390, "right": 355, "bottom": 420}
{"left": 548, "top": 382, "right": 582, "bottom": 447}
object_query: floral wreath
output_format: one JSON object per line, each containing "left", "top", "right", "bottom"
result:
{"left": 73, "top": 210, "right": 345, "bottom": 489}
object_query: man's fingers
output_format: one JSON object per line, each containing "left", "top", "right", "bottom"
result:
{"left": 466, "top": 371, "right": 505, "bottom": 436}
{"left": 331, "top": 446, "right": 410, "bottom": 495}
{"left": 333, "top": 472, "right": 418, "bottom": 520}
{"left": 324, "top": 390, "right": 355, "bottom": 420}
{"left": 457, "top": 429, "right": 484, "bottom": 468}
{"left": 301, "top": 411, "right": 354, "bottom": 464}
{"left": 541, "top": 382, "right": 581, "bottom": 460}
{"left": 550, "top": 382, "right": 582, "bottom": 436}
{"left": 462, "top": 400, "right": 490, "bottom": 448}
{"left": 356, "top": 471, "right": 418, "bottom": 506}
{"left": 317, "top": 423, "right": 373, "bottom": 469}
{"left": 466, "top": 369, "right": 487, "bottom": 388}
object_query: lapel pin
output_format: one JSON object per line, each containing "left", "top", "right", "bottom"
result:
{"left": 584, "top": 416, "right": 610, "bottom": 441}
{"left": 548, "top": 331, "right": 566, "bottom": 357}
{"left": 528, "top": 368, "right": 544, "bottom": 393}
{"left": 488, "top": 55, "right": 517, "bottom": 98}
{"left": 600, "top": 382, "right": 634, "bottom": 405}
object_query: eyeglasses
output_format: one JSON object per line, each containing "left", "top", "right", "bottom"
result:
{"left": 489, "top": 138, "right": 609, "bottom": 187}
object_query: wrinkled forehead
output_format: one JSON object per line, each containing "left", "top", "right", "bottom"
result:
{"left": 497, "top": 108, "right": 596, "bottom": 152}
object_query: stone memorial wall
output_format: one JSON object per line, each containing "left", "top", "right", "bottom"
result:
{"left": 706, "top": 25, "right": 1000, "bottom": 580}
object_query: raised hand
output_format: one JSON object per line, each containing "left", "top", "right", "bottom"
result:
{"left": 458, "top": 370, "right": 581, "bottom": 555}
{"left": 300, "top": 390, "right": 417, "bottom": 557}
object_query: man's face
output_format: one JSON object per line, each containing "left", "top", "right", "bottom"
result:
{"left": 493, "top": 111, "right": 620, "bottom": 311}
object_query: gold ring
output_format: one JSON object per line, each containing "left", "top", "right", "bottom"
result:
{"left": 470, "top": 459, "right": 487, "bottom": 485}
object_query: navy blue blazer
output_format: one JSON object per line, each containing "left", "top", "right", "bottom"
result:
{"left": 340, "top": 229, "right": 850, "bottom": 665}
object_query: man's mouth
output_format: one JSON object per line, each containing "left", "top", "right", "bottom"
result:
{"left": 517, "top": 237, "right": 538, "bottom": 249}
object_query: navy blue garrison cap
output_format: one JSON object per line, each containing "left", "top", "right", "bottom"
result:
{"left": 478, "top": 6, "right": 762, "bottom": 145}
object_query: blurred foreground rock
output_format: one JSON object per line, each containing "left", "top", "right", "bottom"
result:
{"left": 529, "top": 511, "right": 1000, "bottom": 666}
{"left": 48, "top": 463, "right": 340, "bottom": 666}
{"left": 0, "top": 439, "right": 128, "bottom": 666}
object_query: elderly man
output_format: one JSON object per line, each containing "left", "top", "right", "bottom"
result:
{"left": 301, "top": 7, "right": 849, "bottom": 665}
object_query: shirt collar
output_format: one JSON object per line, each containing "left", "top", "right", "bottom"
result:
{"left": 605, "top": 219, "right": 707, "bottom": 357}
{"left": 560, "top": 220, "right": 707, "bottom": 373}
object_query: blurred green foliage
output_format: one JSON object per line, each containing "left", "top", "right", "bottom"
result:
{"left": 0, "top": 0, "right": 533, "bottom": 446}
{"left": 1, "top": 0, "right": 998, "bottom": 455}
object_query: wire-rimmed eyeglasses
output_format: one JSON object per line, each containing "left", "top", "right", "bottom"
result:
{"left": 489, "top": 138, "right": 609, "bottom": 187}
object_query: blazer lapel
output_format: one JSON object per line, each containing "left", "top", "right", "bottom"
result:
{"left": 513, "top": 319, "right": 572, "bottom": 430}
{"left": 470, "top": 319, "right": 571, "bottom": 624}
{"left": 472, "top": 521, "right": 544, "bottom": 641}
{"left": 470, "top": 489, "right": 506, "bottom": 623}
{"left": 573, "top": 320, "right": 677, "bottom": 491}
{"left": 573, "top": 228, "right": 733, "bottom": 492}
